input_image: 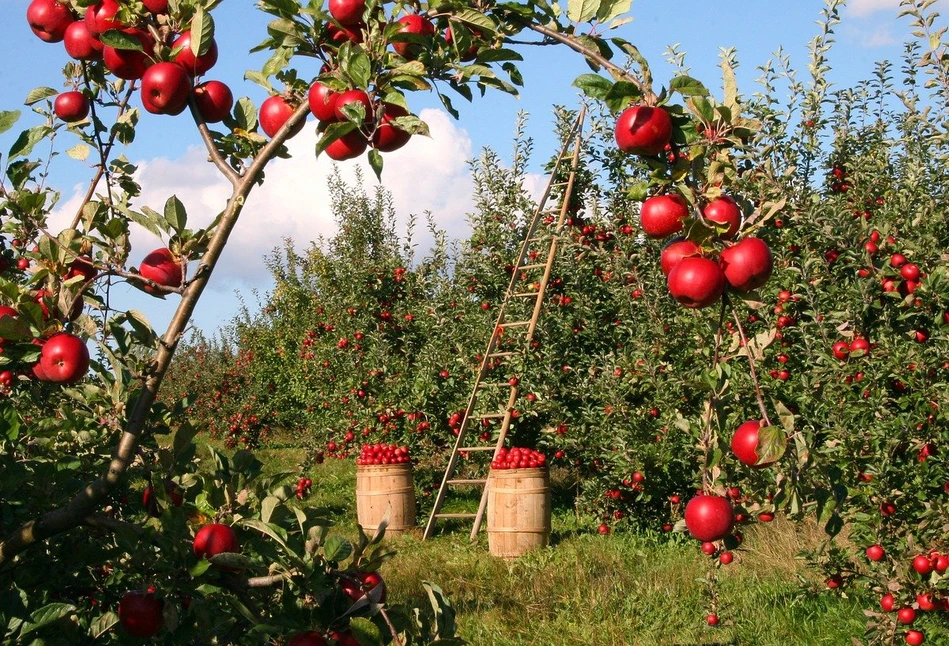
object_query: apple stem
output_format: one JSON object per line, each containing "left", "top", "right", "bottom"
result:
{"left": 729, "top": 302, "right": 773, "bottom": 427}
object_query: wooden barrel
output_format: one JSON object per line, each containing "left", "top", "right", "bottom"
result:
{"left": 487, "top": 467, "right": 551, "bottom": 558}
{"left": 355, "top": 464, "right": 417, "bottom": 536}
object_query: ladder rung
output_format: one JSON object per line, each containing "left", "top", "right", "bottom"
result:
{"left": 487, "top": 351, "right": 517, "bottom": 358}
{"left": 499, "top": 321, "right": 530, "bottom": 328}
{"left": 520, "top": 263, "right": 547, "bottom": 270}
{"left": 448, "top": 479, "right": 487, "bottom": 485}
{"left": 460, "top": 446, "right": 497, "bottom": 451}
{"left": 435, "top": 513, "right": 477, "bottom": 519}
{"left": 512, "top": 292, "right": 540, "bottom": 298}
{"left": 480, "top": 412, "right": 507, "bottom": 419}
{"left": 479, "top": 382, "right": 514, "bottom": 388}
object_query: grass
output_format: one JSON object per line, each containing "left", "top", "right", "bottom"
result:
{"left": 207, "top": 445, "right": 877, "bottom": 646}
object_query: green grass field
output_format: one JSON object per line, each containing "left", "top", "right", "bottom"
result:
{"left": 242, "top": 446, "right": 873, "bottom": 646}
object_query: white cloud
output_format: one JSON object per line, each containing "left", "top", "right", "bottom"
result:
{"left": 53, "top": 108, "right": 477, "bottom": 290}
{"left": 861, "top": 23, "right": 897, "bottom": 47}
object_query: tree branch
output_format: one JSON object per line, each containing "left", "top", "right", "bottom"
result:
{"left": 0, "top": 102, "right": 313, "bottom": 566}
{"left": 188, "top": 96, "right": 241, "bottom": 187}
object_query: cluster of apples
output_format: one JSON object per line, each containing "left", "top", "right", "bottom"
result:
{"left": 490, "top": 447, "right": 547, "bottom": 470}
{"left": 614, "top": 104, "right": 774, "bottom": 309}
{"left": 355, "top": 443, "right": 411, "bottom": 465}
{"left": 27, "top": 0, "right": 233, "bottom": 123}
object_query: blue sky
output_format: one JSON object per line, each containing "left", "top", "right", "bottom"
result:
{"left": 0, "top": 0, "right": 938, "bottom": 335}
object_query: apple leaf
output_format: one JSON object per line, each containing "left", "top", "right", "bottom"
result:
{"left": 604, "top": 81, "right": 643, "bottom": 111}
{"left": 66, "top": 144, "right": 90, "bottom": 161}
{"left": 191, "top": 7, "right": 215, "bottom": 57}
{"left": 233, "top": 97, "right": 258, "bottom": 132}
{"left": 323, "top": 534, "right": 353, "bottom": 562}
{"left": 164, "top": 195, "right": 188, "bottom": 233}
{"left": 367, "top": 148, "right": 384, "bottom": 181}
{"left": 24, "top": 87, "right": 58, "bottom": 106}
{"left": 424, "top": 582, "right": 459, "bottom": 640}
{"left": 0, "top": 110, "right": 20, "bottom": 137}
{"left": 756, "top": 425, "right": 787, "bottom": 466}
{"left": 572, "top": 73, "right": 613, "bottom": 101}
{"left": 568, "top": 0, "right": 601, "bottom": 23}
{"left": 128, "top": 207, "right": 164, "bottom": 238}
{"left": 20, "top": 603, "right": 77, "bottom": 637}
{"left": 349, "top": 617, "right": 384, "bottom": 646}
{"left": 9, "top": 126, "right": 52, "bottom": 160}
{"left": 0, "top": 404, "right": 20, "bottom": 441}
{"left": 670, "top": 75, "right": 709, "bottom": 98}
{"left": 451, "top": 9, "right": 497, "bottom": 33}
{"left": 596, "top": 0, "right": 631, "bottom": 23}
{"left": 475, "top": 48, "right": 523, "bottom": 63}
{"left": 90, "top": 611, "right": 119, "bottom": 639}
{"left": 99, "top": 29, "right": 144, "bottom": 51}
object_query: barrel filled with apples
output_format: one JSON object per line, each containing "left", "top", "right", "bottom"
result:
{"left": 486, "top": 448, "right": 551, "bottom": 558}
{"left": 354, "top": 444, "right": 417, "bottom": 536}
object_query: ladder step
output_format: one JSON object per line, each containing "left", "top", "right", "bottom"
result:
{"left": 512, "top": 292, "right": 540, "bottom": 298}
{"left": 448, "top": 479, "right": 488, "bottom": 485}
{"left": 480, "top": 412, "right": 507, "bottom": 419}
{"left": 519, "top": 263, "right": 547, "bottom": 270}
{"left": 499, "top": 321, "right": 530, "bottom": 328}
{"left": 460, "top": 446, "right": 497, "bottom": 451}
{"left": 487, "top": 351, "right": 517, "bottom": 358}
{"left": 479, "top": 382, "right": 514, "bottom": 388}
{"left": 435, "top": 513, "right": 477, "bottom": 519}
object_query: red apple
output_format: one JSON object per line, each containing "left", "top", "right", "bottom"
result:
{"left": 392, "top": 14, "right": 435, "bottom": 59}
{"left": 445, "top": 25, "right": 480, "bottom": 61}
{"left": 193, "top": 523, "right": 240, "bottom": 560}
{"left": 660, "top": 238, "right": 701, "bottom": 276}
{"left": 172, "top": 31, "right": 219, "bottom": 76}
{"left": 897, "top": 607, "right": 916, "bottom": 624}
{"left": 832, "top": 341, "right": 849, "bottom": 360}
{"left": 912, "top": 554, "right": 933, "bottom": 576}
{"left": 138, "top": 247, "right": 183, "bottom": 293}
{"left": 288, "top": 633, "right": 328, "bottom": 646}
{"left": 905, "top": 630, "right": 925, "bottom": 646}
{"left": 324, "top": 130, "right": 368, "bottom": 161}
{"left": 102, "top": 29, "right": 153, "bottom": 80}
{"left": 118, "top": 590, "right": 163, "bottom": 638}
{"left": 684, "top": 495, "right": 734, "bottom": 542}
{"left": 881, "top": 593, "right": 896, "bottom": 612}
{"left": 308, "top": 82, "right": 340, "bottom": 122}
{"left": 63, "top": 20, "right": 103, "bottom": 60}
{"left": 849, "top": 338, "right": 870, "bottom": 355}
{"left": 27, "top": 0, "right": 74, "bottom": 43}
{"left": 865, "top": 544, "right": 885, "bottom": 562}
{"left": 54, "top": 91, "right": 90, "bottom": 123}
{"left": 85, "top": 0, "right": 123, "bottom": 36}
{"left": 640, "top": 194, "right": 689, "bottom": 238}
{"left": 259, "top": 95, "right": 303, "bottom": 138}
{"left": 328, "top": 631, "right": 360, "bottom": 646}
{"left": 667, "top": 256, "right": 725, "bottom": 309}
{"left": 334, "top": 89, "right": 373, "bottom": 123}
{"left": 341, "top": 571, "right": 386, "bottom": 603}
{"left": 142, "top": 481, "right": 184, "bottom": 517}
{"left": 371, "top": 103, "right": 411, "bottom": 152}
{"left": 703, "top": 196, "right": 742, "bottom": 239}
{"left": 193, "top": 80, "right": 233, "bottom": 123}
{"left": 731, "top": 420, "right": 777, "bottom": 468}
{"left": 329, "top": 0, "right": 366, "bottom": 25}
{"left": 614, "top": 105, "right": 673, "bottom": 156}
{"left": 141, "top": 62, "right": 191, "bottom": 115}
{"left": 326, "top": 22, "right": 364, "bottom": 44}
{"left": 142, "top": 0, "right": 168, "bottom": 14}
{"left": 720, "top": 237, "right": 773, "bottom": 291}
{"left": 39, "top": 332, "right": 90, "bottom": 384}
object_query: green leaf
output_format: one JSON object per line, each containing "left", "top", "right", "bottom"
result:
{"left": 24, "top": 87, "right": 58, "bottom": 106}
{"left": 0, "top": 110, "right": 20, "bottom": 135}
{"left": 323, "top": 534, "right": 353, "bottom": 562}
{"left": 755, "top": 425, "right": 787, "bottom": 466}
{"left": 568, "top": 0, "right": 601, "bottom": 23}
{"left": 261, "top": 496, "right": 280, "bottom": 524}
{"left": 315, "top": 121, "right": 356, "bottom": 158}
{"left": 241, "top": 518, "right": 294, "bottom": 554}
{"left": 572, "top": 73, "right": 613, "bottom": 101}
{"left": 597, "top": 0, "right": 632, "bottom": 22}
{"left": 349, "top": 617, "right": 384, "bottom": 646}
{"left": 9, "top": 126, "right": 52, "bottom": 160}
{"left": 670, "top": 75, "right": 709, "bottom": 98}
{"left": 190, "top": 7, "right": 215, "bottom": 57}
{"left": 0, "top": 403, "right": 21, "bottom": 441}
{"left": 66, "top": 144, "right": 90, "bottom": 161}
{"left": 367, "top": 148, "right": 383, "bottom": 181}
{"left": 21, "top": 603, "right": 77, "bottom": 636}
{"left": 451, "top": 10, "right": 497, "bottom": 33}
{"left": 189, "top": 559, "right": 212, "bottom": 578}
{"left": 99, "top": 29, "right": 144, "bottom": 51}
{"left": 164, "top": 195, "right": 187, "bottom": 233}
{"left": 233, "top": 97, "right": 258, "bottom": 132}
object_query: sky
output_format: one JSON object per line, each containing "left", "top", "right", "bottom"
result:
{"left": 0, "top": 0, "right": 943, "bottom": 336}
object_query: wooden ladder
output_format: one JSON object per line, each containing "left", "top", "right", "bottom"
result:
{"left": 422, "top": 107, "right": 587, "bottom": 541}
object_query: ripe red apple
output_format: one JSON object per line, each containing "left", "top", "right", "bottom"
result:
{"left": 865, "top": 544, "right": 885, "bottom": 562}
{"left": 329, "top": 0, "right": 366, "bottom": 25}
{"left": 326, "top": 22, "right": 364, "bottom": 44}
{"left": 667, "top": 256, "right": 725, "bottom": 309}
{"left": 259, "top": 95, "right": 303, "bottom": 138}
{"left": 172, "top": 31, "right": 219, "bottom": 76}
{"left": 684, "top": 495, "right": 734, "bottom": 542}
{"left": 138, "top": 247, "right": 183, "bottom": 293}
{"left": 660, "top": 238, "right": 701, "bottom": 276}
{"left": 912, "top": 554, "right": 933, "bottom": 575}
{"left": 288, "top": 633, "right": 328, "bottom": 646}
{"left": 142, "top": 0, "right": 168, "bottom": 13}
{"left": 445, "top": 25, "right": 480, "bottom": 61}
{"left": 901, "top": 263, "right": 920, "bottom": 281}
{"left": 27, "top": 0, "right": 75, "bottom": 43}
{"left": 103, "top": 29, "right": 153, "bottom": 80}
{"left": 832, "top": 341, "right": 849, "bottom": 360}
{"left": 392, "top": 14, "right": 435, "bottom": 59}
{"left": 140, "top": 62, "right": 191, "bottom": 115}
{"left": 194, "top": 80, "right": 234, "bottom": 123}
{"left": 118, "top": 590, "right": 163, "bottom": 638}
{"left": 849, "top": 338, "right": 870, "bottom": 356}
{"left": 371, "top": 103, "right": 412, "bottom": 152}
{"left": 614, "top": 105, "right": 673, "bottom": 156}
{"left": 63, "top": 20, "right": 103, "bottom": 60}
{"left": 706, "top": 614, "right": 719, "bottom": 626}
{"left": 917, "top": 594, "right": 938, "bottom": 612}
{"left": 328, "top": 631, "right": 360, "bottom": 646}
{"left": 193, "top": 523, "right": 239, "bottom": 560}
{"left": 730, "top": 420, "right": 777, "bottom": 468}
{"left": 825, "top": 574, "right": 843, "bottom": 589}
{"left": 340, "top": 570, "right": 387, "bottom": 602}
{"left": 308, "top": 82, "right": 340, "bottom": 123}
{"left": 897, "top": 607, "right": 916, "bottom": 624}
{"left": 85, "top": 0, "right": 122, "bottom": 36}
{"left": 890, "top": 253, "right": 907, "bottom": 268}
{"left": 334, "top": 89, "right": 373, "bottom": 123}
{"left": 905, "top": 630, "right": 925, "bottom": 646}
{"left": 719, "top": 237, "right": 773, "bottom": 291}
{"left": 54, "top": 91, "right": 90, "bottom": 123}
{"left": 324, "top": 130, "right": 368, "bottom": 161}
{"left": 640, "top": 194, "right": 689, "bottom": 238}
{"left": 39, "top": 332, "right": 90, "bottom": 384}
{"left": 142, "top": 481, "right": 184, "bottom": 517}
{"left": 880, "top": 593, "right": 896, "bottom": 612}
{"left": 703, "top": 196, "right": 742, "bottom": 239}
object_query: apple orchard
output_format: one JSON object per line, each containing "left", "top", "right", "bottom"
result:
{"left": 2, "top": 0, "right": 949, "bottom": 644}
